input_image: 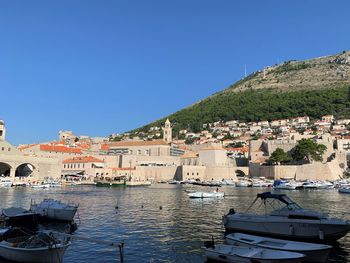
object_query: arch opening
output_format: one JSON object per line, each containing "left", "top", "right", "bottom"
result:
{"left": 0, "top": 162, "right": 11, "bottom": 177}
{"left": 15, "top": 163, "right": 35, "bottom": 177}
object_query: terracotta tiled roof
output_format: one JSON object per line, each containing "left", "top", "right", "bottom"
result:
{"left": 17, "top": 144, "right": 38, "bottom": 150}
{"left": 226, "top": 147, "right": 249, "bottom": 153}
{"left": 63, "top": 156, "right": 103, "bottom": 164}
{"left": 101, "top": 140, "right": 168, "bottom": 150}
{"left": 252, "top": 157, "right": 267, "bottom": 164}
{"left": 76, "top": 143, "right": 91, "bottom": 149}
{"left": 40, "top": 145, "right": 82, "bottom": 154}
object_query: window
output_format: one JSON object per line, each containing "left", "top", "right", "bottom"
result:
{"left": 138, "top": 150, "right": 141, "bottom": 155}
{"left": 64, "top": 164, "right": 66, "bottom": 168}
{"left": 8, "top": 148, "right": 10, "bottom": 151}
{"left": 1, "top": 147, "right": 4, "bottom": 151}
{"left": 91, "top": 164, "right": 94, "bottom": 168}
{"left": 82, "top": 164, "right": 85, "bottom": 168}
{"left": 187, "top": 172, "right": 189, "bottom": 175}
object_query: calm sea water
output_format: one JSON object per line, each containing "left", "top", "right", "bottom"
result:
{"left": 1, "top": 185, "right": 350, "bottom": 262}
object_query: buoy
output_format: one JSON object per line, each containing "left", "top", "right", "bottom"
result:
{"left": 115, "top": 206, "right": 119, "bottom": 210}
{"left": 319, "top": 229, "right": 324, "bottom": 240}
{"left": 289, "top": 225, "right": 294, "bottom": 236}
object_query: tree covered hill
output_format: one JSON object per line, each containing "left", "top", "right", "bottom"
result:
{"left": 132, "top": 51, "right": 350, "bottom": 135}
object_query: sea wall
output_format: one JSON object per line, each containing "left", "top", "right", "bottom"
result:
{"left": 250, "top": 160, "right": 343, "bottom": 181}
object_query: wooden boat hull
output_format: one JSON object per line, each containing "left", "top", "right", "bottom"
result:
{"left": 0, "top": 242, "right": 70, "bottom": 263}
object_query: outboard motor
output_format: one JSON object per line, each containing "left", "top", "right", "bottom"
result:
{"left": 228, "top": 208, "right": 236, "bottom": 215}
{"left": 203, "top": 236, "right": 215, "bottom": 249}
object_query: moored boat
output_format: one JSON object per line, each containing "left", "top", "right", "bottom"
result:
{"left": 30, "top": 199, "right": 78, "bottom": 221}
{"left": 0, "top": 230, "right": 70, "bottom": 263}
{"left": 205, "top": 243, "right": 305, "bottom": 263}
{"left": 339, "top": 187, "right": 350, "bottom": 194}
{"left": 188, "top": 191, "right": 224, "bottom": 198}
{"left": 1, "top": 207, "right": 39, "bottom": 230}
{"left": 0, "top": 178, "right": 12, "bottom": 188}
{"left": 95, "top": 177, "right": 126, "bottom": 187}
{"left": 225, "top": 233, "right": 332, "bottom": 262}
{"left": 223, "top": 192, "right": 350, "bottom": 242}
{"left": 125, "top": 181, "right": 151, "bottom": 186}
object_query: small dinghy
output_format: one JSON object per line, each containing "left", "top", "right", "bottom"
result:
{"left": 188, "top": 191, "right": 224, "bottom": 198}
{"left": 226, "top": 233, "right": 332, "bottom": 262}
{"left": 30, "top": 199, "right": 78, "bottom": 221}
{"left": 0, "top": 230, "right": 70, "bottom": 263}
{"left": 339, "top": 187, "right": 350, "bottom": 194}
{"left": 1, "top": 207, "right": 39, "bottom": 230}
{"left": 204, "top": 242, "right": 305, "bottom": 263}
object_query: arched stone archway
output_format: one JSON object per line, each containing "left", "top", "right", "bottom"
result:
{"left": 15, "top": 163, "right": 35, "bottom": 177}
{"left": 235, "top": 169, "right": 246, "bottom": 177}
{"left": 0, "top": 162, "right": 11, "bottom": 177}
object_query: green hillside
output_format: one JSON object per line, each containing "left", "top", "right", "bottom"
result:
{"left": 133, "top": 51, "right": 350, "bottom": 135}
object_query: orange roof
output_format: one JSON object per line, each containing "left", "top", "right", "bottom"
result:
{"left": 40, "top": 144, "right": 82, "bottom": 154}
{"left": 252, "top": 157, "right": 267, "bottom": 164}
{"left": 76, "top": 143, "right": 91, "bottom": 149}
{"left": 226, "top": 147, "right": 249, "bottom": 153}
{"left": 101, "top": 139, "right": 168, "bottom": 150}
{"left": 63, "top": 156, "right": 103, "bottom": 164}
{"left": 18, "top": 144, "right": 38, "bottom": 150}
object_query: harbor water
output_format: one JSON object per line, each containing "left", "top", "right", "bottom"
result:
{"left": 1, "top": 185, "right": 350, "bottom": 262}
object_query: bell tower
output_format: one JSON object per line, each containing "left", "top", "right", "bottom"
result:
{"left": 163, "top": 118, "right": 172, "bottom": 144}
{"left": 0, "top": 120, "right": 6, "bottom": 141}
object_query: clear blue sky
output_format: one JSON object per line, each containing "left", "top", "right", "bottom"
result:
{"left": 1, "top": 0, "right": 349, "bottom": 145}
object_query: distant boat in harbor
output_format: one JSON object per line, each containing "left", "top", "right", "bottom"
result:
{"left": 95, "top": 177, "right": 126, "bottom": 187}
{"left": 125, "top": 181, "right": 151, "bottom": 186}
{"left": 188, "top": 191, "right": 224, "bottom": 198}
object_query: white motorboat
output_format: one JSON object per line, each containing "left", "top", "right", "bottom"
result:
{"left": 273, "top": 180, "right": 301, "bottom": 190}
{"left": 188, "top": 191, "right": 224, "bottom": 198}
{"left": 235, "top": 180, "right": 252, "bottom": 187}
{"left": 223, "top": 192, "right": 350, "bottom": 241}
{"left": 30, "top": 199, "right": 78, "bottom": 221}
{"left": 339, "top": 187, "right": 350, "bottom": 194}
{"left": 205, "top": 243, "right": 305, "bottom": 263}
{"left": 0, "top": 178, "right": 12, "bottom": 187}
{"left": 0, "top": 230, "right": 70, "bottom": 263}
{"left": 316, "top": 181, "right": 334, "bottom": 189}
{"left": 225, "top": 233, "right": 332, "bottom": 263}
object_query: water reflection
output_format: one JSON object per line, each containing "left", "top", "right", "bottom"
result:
{"left": 0, "top": 186, "right": 349, "bottom": 262}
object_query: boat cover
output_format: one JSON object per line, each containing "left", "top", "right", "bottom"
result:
{"left": 257, "top": 192, "right": 294, "bottom": 206}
